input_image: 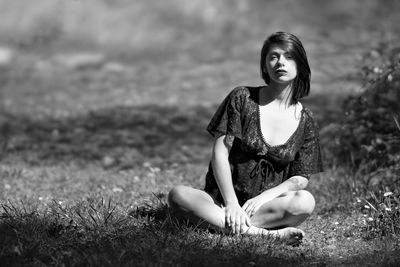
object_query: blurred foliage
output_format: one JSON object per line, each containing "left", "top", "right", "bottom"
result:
{"left": 323, "top": 42, "right": 400, "bottom": 189}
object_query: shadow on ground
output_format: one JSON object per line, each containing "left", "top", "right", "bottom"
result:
{"left": 0, "top": 203, "right": 398, "bottom": 267}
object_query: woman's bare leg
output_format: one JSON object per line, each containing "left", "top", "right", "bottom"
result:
{"left": 168, "top": 185, "right": 270, "bottom": 234}
{"left": 168, "top": 185, "right": 226, "bottom": 229}
{"left": 238, "top": 190, "right": 315, "bottom": 245}
{"left": 167, "top": 185, "right": 309, "bottom": 245}
{"left": 250, "top": 190, "right": 316, "bottom": 229}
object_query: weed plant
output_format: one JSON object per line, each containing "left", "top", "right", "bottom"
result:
{"left": 359, "top": 191, "right": 400, "bottom": 239}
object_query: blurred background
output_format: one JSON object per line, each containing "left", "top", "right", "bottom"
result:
{"left": 1, "top": 0, "right": 399, "bottom": 114}
{"left": 0, "top": 0, "right": 399, "bottom": 168}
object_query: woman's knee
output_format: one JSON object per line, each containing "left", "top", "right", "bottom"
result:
{"left": 168, "top": 185, "right": 191, "bottom": 208}
{"left": 289, "top": 190, "right": 315, "bottom": 215}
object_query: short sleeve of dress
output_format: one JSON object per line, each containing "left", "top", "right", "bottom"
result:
{"left": 288, "top": 109, "right": 323, "bottom": 178}
{"left": 206, "top": 87, "right": 245, "bottom": 139}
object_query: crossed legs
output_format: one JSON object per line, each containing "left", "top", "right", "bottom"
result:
{"left": 167, "top": 185, "right": 315, "bottom": 242}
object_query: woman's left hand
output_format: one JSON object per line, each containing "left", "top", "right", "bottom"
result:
{"left": 242, "top": 192, "right": 275, "bottom": 217}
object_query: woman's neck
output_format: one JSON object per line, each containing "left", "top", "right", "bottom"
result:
{"left": 260, "top": 81, "right": 293, "bottom": 108}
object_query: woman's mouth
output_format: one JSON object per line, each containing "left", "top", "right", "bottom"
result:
{"left": 275, "top": 69, "right": 287, "bottom": 75}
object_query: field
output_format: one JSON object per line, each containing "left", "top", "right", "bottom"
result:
{"left": 1, "top": 0, "right": 400, "bottom": 266}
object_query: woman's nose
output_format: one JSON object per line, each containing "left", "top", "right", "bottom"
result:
{"left": 277, "top": 56, "right": 286, "bottom": 65}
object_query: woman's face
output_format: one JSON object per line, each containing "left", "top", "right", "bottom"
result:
{"left": 266, "top": 45, "right": 297, "bottom": 85}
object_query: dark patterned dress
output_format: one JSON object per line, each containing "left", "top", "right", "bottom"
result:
{"left": 204, "top": 86, "right": 323, "bottom": 206}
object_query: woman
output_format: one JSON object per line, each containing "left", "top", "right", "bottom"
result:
{"left": 168, "top": 32, "right": 323, "bottom": 245}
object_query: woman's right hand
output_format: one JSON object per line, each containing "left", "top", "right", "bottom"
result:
{"left": 224, "top": 202, "right": 251, "bottom": 234}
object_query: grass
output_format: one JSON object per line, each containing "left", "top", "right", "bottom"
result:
{"left": 1, "top": 0, "right": 400, "bottom": 266}
{"left": 1, "top": 170, "right": 399, "bottom": 266}
{"left": 1, "top": 104, "right": 399, "bottom": 266}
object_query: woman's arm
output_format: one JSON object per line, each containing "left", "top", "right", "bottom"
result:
{"left": 212, "top": 135, "right": 251, "bottom": 233}
{"left": 212, "top": 135, "right": 237, "bottom": 205}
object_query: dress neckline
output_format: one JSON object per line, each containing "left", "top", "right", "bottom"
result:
{"left": 255, "top": 87, "right": 305, "bottom": 148}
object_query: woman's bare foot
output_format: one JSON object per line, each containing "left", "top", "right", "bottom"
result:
{"left": 244, "top": 226, "right": 304, "bottom": 246}
{"left": 272, "top": 227, "right": 304, "bottom": 246}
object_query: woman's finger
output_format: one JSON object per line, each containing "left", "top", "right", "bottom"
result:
{"left": 231, "top": 212, "right": 236, "bottom": 234}
{"left": 240, "top": 214, "right": 247, "bottom": 233}
{"left": 225, "top": 212, "right": 230, "bottom": 227}
{"left": 242, "top": 202, "right": 250, "bottom": 212}
{"left": 231, "top": 217, "right": 236, "bottom": 234}
{"left": 245, "top": 214, "right": 252, "bottom": 227}
{"left": 235, "top": 219, "right": 241, "bottom": 235}
{"left": 230, "top": 215, "right": 235, "bottom": 229}
{"left": 243, "top": 206, "right": 249, "bottom": 214}
{"left": 247, "top": 207, "right": 253, "bottom": 217}
{"left": 242, "top": 203, "right": 248, "bottom": 212}
{"left": 243, "top": 202, "right": 253, "bottom": 214}
{"left": 246, "top": 205, "right": 254, "bottom": 216}
{"left": 238, "top": 214, "right": 243, "bottom": 233}
{"left": 227, "top": 211, "right": 234, "bottom": 229}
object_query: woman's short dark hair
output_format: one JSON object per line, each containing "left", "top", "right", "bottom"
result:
{"left": 260, "top": 32, "right": 311, "bottom": 105}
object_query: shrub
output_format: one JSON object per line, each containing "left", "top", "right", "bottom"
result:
{"left": 325, "top": 43, "right": 400, "bottom": 183}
